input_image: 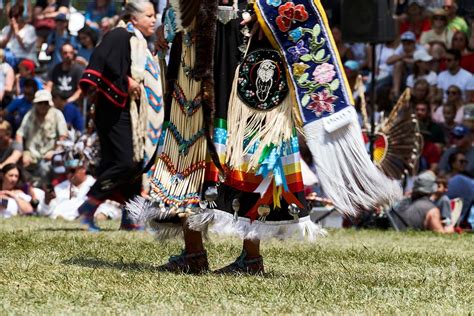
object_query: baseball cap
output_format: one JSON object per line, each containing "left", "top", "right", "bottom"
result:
{"left": 451, "top": 125, "right": 471, "bottom": 138}
{"left": 55, "top": 13, "right": 68, "bottom": 22}
{"left": 432, "top": 8, "right": 448, "bottom": 17}
{"left": 19, "top": 59, "right": 35, "bottom": 75}
{"left": 33, "top": 90, "right": 53, "bottom": 106}
{"left": 400, "top": 31, "right": 416, "bottom": 42}
{"left": 412, "top": 171, "right": 437, "bottom": 194}
{"left": 414, "top": 50, "right": 433, "bottom": 62}
{"left": 344, "top": 60, "right": 360, "bottom": 71}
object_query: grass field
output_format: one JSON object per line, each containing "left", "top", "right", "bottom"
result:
{"left": 0, "top": 217, "right": 473, "bottom": 314}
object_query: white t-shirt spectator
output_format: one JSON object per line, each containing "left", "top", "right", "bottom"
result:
{"left": 37, "top": 175, "right": 121, "bottom": 221}
{"left": 375, "top": 44, "right": 396, "bottom": 79}
{"left": 437, "top": 68, "right": 473, "bottom": 102}
{"left": 406, "top": 71, "right": 438, "bottom": 88}
{"left": 0, "top": 24, "right": 37, "bottom": 62}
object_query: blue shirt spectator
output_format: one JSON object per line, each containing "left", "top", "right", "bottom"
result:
{"left": 85, "top": 0, "right": 117, "bottom": 31}
{"left": 52, "top": 88, "right": 84, "bottom": 132}
{"left": 5, "top": 78, "right": 38, "bottom": 132}
{"left": 46, "top": 13, "right": 79, "bottom": 67}
{"left": 62, "top": 102, "right": 84, "bottom": 132}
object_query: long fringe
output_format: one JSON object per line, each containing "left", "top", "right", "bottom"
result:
{"left": 149, "top": 23, "right": 207, "bottom": 206}
{"left": 226, "top": 67, "right": 294, "bottom": 171}
{"left": 125, "top": 196, "right": 174, "bottom": 223}
{"left": 187, "top": 209, "right": 326, "bottom": 242}
{"left": 304, "top": 111, "right": 402, "bottom": 215}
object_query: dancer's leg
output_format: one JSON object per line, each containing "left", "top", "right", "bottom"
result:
{"left": 243, "top": 239, "right": 261, "bottom": 258}
{"left": 158, "top": 220, "right": 208, "bottom": 274}
{"left": 215, "top": 239, "right": 264, "bottom": 275}
{"left": 183, "top": 223, "right": 205, "bottom": 254}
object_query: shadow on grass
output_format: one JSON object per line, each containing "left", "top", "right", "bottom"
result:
{"left": 40, "top": 228, "right": 116, "bottom": 232}
{"left": 62, "top": 257, "right": 284, "bottom": 278}
{"left": 62, "top": 257, "right": 160, "bottom": 272}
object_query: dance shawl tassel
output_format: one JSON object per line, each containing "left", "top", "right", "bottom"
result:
{"left": 254, "top": 0, "right": 402, "bottom": 214}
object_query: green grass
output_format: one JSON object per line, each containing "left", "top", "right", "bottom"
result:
{"left": 0, "top": 217, "right": 473, "bottom": 314}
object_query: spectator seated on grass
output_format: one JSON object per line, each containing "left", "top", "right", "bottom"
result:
{"left": 37, "top": 156, "right": 120, "bottom": 221}
{"left": 0, "top": 3, "right": 37, "bottom": 68}
{"left": 391, "top": 170, "right": 454, "bottom": 233}
{"left": 0, "top": 163, "right": 33, "bottom": 218}
{"left": 0, "top": 120, "right": 22, "bottom": 170}
{"left": 52, "top": 88, "right": 84, "bottom": 132}
{"left": 15, "top": 89, "right": 68, "bottom": 187}
{"left": 446, "top": 168, "right": 474, "bottom": 229}
{"left": 46, "top": 43, "right": 84, "bottom": 104}
{"left": 4, "top": 78, "right": 38, "bottom": 133}
{"left": 438, "top": 124, "right": 473, "bottom": 176}
{"left": 431, "top": 176, "right": 452, "bottom": 225}
{"left": 15, "top": 59, "right": 43, "bottom": 95}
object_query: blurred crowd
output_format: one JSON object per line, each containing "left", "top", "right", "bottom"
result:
{"left": 0, "top": 0, "right": 472, "bottom": 230}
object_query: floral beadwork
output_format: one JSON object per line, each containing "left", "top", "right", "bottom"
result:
{"left": 289, "top": 24, "right": 341, "bottom": 117}
{"left": 276, "top": 2, "right": 309, "bottom": 32}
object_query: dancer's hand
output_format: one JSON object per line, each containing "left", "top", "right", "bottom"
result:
{"left": 128, "top": 77, "right": 141, "bottom": 99}
{"left": 241, "top": 13, "right": 264, "bottom": 40}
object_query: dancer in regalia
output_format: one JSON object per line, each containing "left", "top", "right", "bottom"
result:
{"left": 129, "top": 0, "right": 401, "bottom": 274}
{"left": 78, "top": 0, "right": 164, "bottom": 231}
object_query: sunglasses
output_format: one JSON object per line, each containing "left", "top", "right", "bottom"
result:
{"left": 456, "top": 159, "right": 468, "bottom": 164}
{"left": 433, "top": 16, "right": 447, "bottom": 21}
{"left": 445, "top": 58, "right": 455, "bottom": 62}
{"left": 453, "top": 134, "right": 466, "bottom": 140}
{"left": 67, "top": 168, "right": 77, "bottom": 173}
{"left": 446, "top": 90, "right": 460, "bottom": 95}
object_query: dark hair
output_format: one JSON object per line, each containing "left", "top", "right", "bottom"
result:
{"left": 8, "top": 3, "right": 24, "bottom": 19}
{"left": 78, "top": 25, "right": 99, "bottom": 47}
{"left": 1, "top": 163, "right": 24, "bottom": 190}
{"left": 52, "top": 87, "right": 68, "bottom": 100}
{"left": 448, "top": 151, "right": 464, "bottom": 169}
{"left": 61, "top": 42, "right": 76, "bottom": 56}
{"left": 446, "top": 48, "right": 462, "bottom": 61}
{"left": 23, "top": 78, "right": 39, "bottom": 92}
{"left": 452, "top": 31, "right": 468, "bottom": 48}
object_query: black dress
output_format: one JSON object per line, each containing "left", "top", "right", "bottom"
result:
{"left": 79, "top": 28, "right": 142, "bottom": 204}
